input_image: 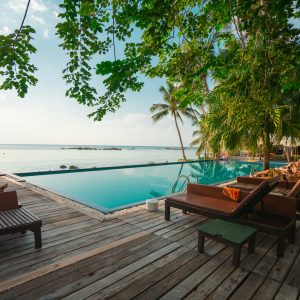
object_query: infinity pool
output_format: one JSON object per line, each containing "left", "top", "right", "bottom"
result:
{"left": 17, "top": 160, "right": 284, "bottom": 213}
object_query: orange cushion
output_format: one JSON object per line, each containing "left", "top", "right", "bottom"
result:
{"left": 222, "top": 187, "right": 240, "bottom": 202}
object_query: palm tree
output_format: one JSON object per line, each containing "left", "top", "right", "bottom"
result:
{"left": 150, "top": 82, "right": 198, "bottom": 160}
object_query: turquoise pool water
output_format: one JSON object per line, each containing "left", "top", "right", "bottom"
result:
{"left": 19, "top": 160, "right": 285, "bottom": 213}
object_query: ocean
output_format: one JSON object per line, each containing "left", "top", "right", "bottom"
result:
{"left": 0, "top": 144, "right": 197, "bottom": 173}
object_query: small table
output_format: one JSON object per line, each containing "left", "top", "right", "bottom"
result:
{"left": 197, "top": 219, "right": 257, "bottom": 267}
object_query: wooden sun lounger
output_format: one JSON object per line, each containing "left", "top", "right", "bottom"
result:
{"left": 0, "top": 191, "right": 42, "bottom": 248}
{"left": 228, "top": 178, "right": 300, "bottom": 217}
{"left": 165, "top": 178, "right": 297, "bottom": 257}
{"left": 235, "top": 176, "right": 298, "bottom": 189}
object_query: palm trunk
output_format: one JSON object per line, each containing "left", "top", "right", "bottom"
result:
{"left": 262, "top": 132, "right": 270, "bottom": 170}
{"left": 284, "top": 146, "right": 292, "bottom": 163}
{"left": 174, "top": 114, "right": 187, "bottom": 160}
{"left": 259, "top": 144, "right": 262, "bottom": 161}
{"left": 202, "top": 74, "right": 209, "bottom": 96}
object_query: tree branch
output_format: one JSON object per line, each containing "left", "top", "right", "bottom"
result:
{"left": 15, "top": 0, "right": 31, "bottom": 42}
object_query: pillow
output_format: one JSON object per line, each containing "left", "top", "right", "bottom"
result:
{"left": 222, "top": 187, "right": 240, "bottom": 202}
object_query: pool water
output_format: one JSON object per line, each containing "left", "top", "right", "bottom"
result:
{"left": 19, "top": 160, "right": 284, "bottom": 213}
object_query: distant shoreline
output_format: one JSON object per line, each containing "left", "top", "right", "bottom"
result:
{"left": 60, "top": 146, "right": 187, "bottom": 151}
{"left": 0, "top": 143, "right": 197, "bottom": 150}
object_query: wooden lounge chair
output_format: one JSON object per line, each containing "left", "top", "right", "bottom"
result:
{"left": 233, "top": 175, "right": 298, "bottom": 190}
{"left": 228, "top": 178, "right": 300, "bottom": 217}
{"left": 165, "top": 178, "right": 297, "bottom": 257}
{"left": 0, "top": 191, "right": 42, "bottom": 248}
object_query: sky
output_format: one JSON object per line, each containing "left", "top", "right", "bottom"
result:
{"left": 0, "top": 0, "right": 195, "bottom": 146}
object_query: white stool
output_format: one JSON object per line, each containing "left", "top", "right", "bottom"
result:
{"left": 146, "top": 199, "right": 159, "bottom": 212}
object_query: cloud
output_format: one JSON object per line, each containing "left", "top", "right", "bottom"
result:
{"left": 0, "top": 26, "right": 11, "bottom": 35}
{"left": 52, "top": 10, "right": 59, "bottom": 19}
{"left": 31, "top": 0, "right": 48, "bottom": 12}
{"left": 30, "top": 14, "right": 45, "bottom": 25}
{"left": 30, "top": 14, "right": 49, "bottom": 38}
{"left": 0, "top": 93, "right": 7, "bottom": 102}
{"left": 43, "top": 28, "right": 49, "bottom": 38}
{"left": 8, "top": 0, "right": 48, "bottom": 13}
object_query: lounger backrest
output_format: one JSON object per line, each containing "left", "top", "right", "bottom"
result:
{"left": 255, "top": 194, "right": 297, "bottom": 217}
{"left": 231, "top": 177, "right": 279, "bottom": 217}
{"left": 0, "top": 191, "right": 19, "bottom": 211}
{"left": 287, "top": 180, "right": 300, "bottom": 199}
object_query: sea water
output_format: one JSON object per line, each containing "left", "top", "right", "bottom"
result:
{"left": 0, "top": 144, "right": 197, "bottom": 173}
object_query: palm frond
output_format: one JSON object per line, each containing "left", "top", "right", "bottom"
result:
{"left": 159, "top": 85, "right": 171, "bottom": 103}
{"left": 180, "top": 110, "right": 198, "bottom": 122}
{"left": 190, "top": 138, "right": 201, "bottom": 146}
{"left": 150, "top": 103, "right": 169, "bottom": 113}
{"left": 151, "top": 110, "right": 169, "bottom": 123}
{"left": 176, "top": 112, "right": 184, "bottom": 124}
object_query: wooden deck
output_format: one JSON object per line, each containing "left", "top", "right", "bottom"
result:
{"left": 0, "top": 176, "right": 299, "bottom": 300}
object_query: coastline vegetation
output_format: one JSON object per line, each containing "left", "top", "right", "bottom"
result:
{"left": 1, "top": 0, "right": 299, "bottom": 170}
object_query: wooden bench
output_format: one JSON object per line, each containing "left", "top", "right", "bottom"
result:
{"left": 198, "top": 219, "right": 257, "bottom": 267}
{"left": 0, "top": 191, "right": 42, "bottom": 248}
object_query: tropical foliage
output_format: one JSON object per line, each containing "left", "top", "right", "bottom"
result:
{"left": 0, "top": 25, "right": 37, "bottom": 98}
{"left": 190, "top": 119, "right": 212, "bottom": 159}
{"left": 205, "top": 1, "right": 300, "bottom": 169}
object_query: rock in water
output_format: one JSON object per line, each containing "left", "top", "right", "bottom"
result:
{"left": 69, "top": 165, "right": 79, "bottom": 170}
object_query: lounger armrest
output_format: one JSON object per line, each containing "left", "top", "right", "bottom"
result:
{"left": 287, "top": 180, "right": 300, "bottom": 199}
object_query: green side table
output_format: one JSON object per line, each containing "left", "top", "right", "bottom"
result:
{"left": 198, "top": 219, "right": 257, "bottom": 267}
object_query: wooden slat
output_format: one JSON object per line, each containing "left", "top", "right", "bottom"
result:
{"left": 268, "top": 244, "right": 300, "bottom": 282}
{"left": 12, "top": 235, "right": 161, "bottom": 300}
{"left": 36, "top": 237, "right": 172, "bottom": 300}
{"left": 230, "top": 273, "right": 265, "bottom": 300}
{"left": 0, "top": 231, "right": 148, "bottom": 293}
{"left": 284, "top": 251, "right": 300, "bottom": 288}
{"left": 109, "top": 248, "right": 195, "bottom": 299}
{"left": 62, "top": 242, "right": 181, "bottom": 299}
{"left": 274, "top": 284, "right": 299, "bottom": 300}
{"left": 252, "top": 278, "right": 281, "bottom": 300}
{"left": 0, "top": 223, "right": 142, "bottom": 280}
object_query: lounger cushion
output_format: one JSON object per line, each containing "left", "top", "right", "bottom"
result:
{"left": 166, "top": 193, "right": 239, "bottom": 215}
{"left": 0, "top": 191, "right": 19, "bottom": 211}
{"left": 254, "top": 194, "right": 297, "bottom": 218}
